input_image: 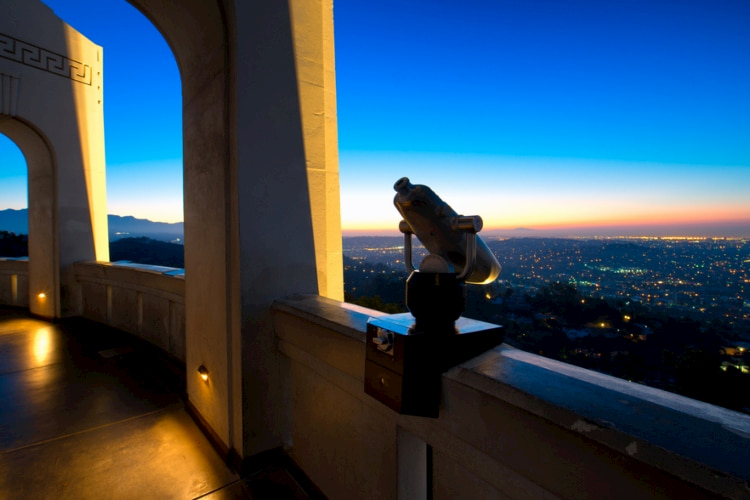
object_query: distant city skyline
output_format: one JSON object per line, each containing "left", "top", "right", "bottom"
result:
{"left": 1, "top": 0, "right": 749, "bottom": 237}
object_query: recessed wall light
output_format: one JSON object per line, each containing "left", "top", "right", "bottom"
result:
{"left": 198, "top": 365, "right": 209, "bottom": 382}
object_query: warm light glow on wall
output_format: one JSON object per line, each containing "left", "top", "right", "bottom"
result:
{"left": 37, "top": 292, "right": 46, "bottom": 300}
{"left": 198, "top": 365, "right": 209, "bottom": 382}
{"left": 64, "top": 26, "right": 109, "bottom": 262}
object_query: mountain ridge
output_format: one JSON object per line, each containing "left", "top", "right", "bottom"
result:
{"left": 0, "top": 209, "right": 184, "bottom": 242}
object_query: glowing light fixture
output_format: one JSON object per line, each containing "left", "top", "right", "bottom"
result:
{"left": 37, "top": 292, "right": 46, "bottom": 300}
{"left": 198, "top": 365, "right": 209, "bottom": 382}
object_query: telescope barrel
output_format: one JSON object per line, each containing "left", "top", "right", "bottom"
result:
{"left": 393, "top": 177, "right": 501, "bottom": 285}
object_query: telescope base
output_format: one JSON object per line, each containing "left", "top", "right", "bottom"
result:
{"left": 364, "top": 313, "right": 504, "bottom": 418}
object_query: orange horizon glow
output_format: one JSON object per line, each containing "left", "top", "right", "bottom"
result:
{"left": 340, "top": 165, "right": 750, "bottom": 238}
{"left": 491, "top": 213, "right": 750, "bottom": 231}
{"left": 476, "top": 202, "right": 750, "bottom": 229}
{"left": 341, "top": 215, "right": 750, "bottom": 237}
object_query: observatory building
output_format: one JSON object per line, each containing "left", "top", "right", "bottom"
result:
{"left": 0, "top": 0, "right": 748, "bottom": 498}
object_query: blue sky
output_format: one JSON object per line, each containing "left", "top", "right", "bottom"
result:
{"left": 1, "top": 0, "right": 749, "bottom": 236}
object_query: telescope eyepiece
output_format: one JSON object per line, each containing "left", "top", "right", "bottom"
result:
{"left": 394, "top": 177, "right": 414, "bottom": 195}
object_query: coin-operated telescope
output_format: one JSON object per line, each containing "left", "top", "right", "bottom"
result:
{"left": 364, "top": 178, "right": 505, "bottom": 418}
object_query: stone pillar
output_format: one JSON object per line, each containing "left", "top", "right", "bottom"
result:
{"left": 290, "top": 0, "right": 344, "bottom": 301}
{"left": 129, "top": 0, "right": 343, "bottom": 462}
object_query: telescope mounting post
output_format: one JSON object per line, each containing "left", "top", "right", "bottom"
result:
{"left": 364, "top": 179, "right": 505, "bottom": 418}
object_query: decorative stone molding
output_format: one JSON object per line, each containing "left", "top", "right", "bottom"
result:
{"left": 0, "top": 32, "right": 91, "bottom": 85}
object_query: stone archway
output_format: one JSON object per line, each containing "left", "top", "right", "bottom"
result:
{"left": 1, "top": 0, "right": 108, "bottom": 318}
{"left": 126, "top": 0, "right": 343, "bottom": 462}
{"left": 125, "top": 0, "right": 242, "bottom": 456}
{"left": 5, "top": 0, "right": 342, "bottom": 465}
{"left": 0, "top": 119, "right": 57, "bottom": 317}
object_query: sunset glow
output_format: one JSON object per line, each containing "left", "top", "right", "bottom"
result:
{"left": 2, "top": 0, "right": 750, "bottom": 238}
{"left": 340, "top": 153, "right": 750, "bottom": 236}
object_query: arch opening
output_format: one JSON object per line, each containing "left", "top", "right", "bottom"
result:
{"left": 0, "top": 118, "right": 58, "bottom": 317}
{"left": 40, "top": 0, "right": 185, "bottom": 271}
{"left": 0, "top": 133, "right": 28, "bottom": 257}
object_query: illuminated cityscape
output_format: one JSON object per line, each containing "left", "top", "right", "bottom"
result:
{"left": 344, "top": 235, "right": 750, "bottom": 412}
{"left": 488, "top": 237, "right": 750, "bottom": 325}
{"left": 345, "top": 236, "right": 750, "bottom": 328}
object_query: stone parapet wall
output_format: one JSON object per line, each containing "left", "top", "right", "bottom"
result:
{"left": 73, "top": 261, "right": 185, "bottom": 362}
{"left": 272, "top": 295, "right": 750, "bottom": 500}
{"left": 0, "top": 258, "right": 28, "bottom": 307}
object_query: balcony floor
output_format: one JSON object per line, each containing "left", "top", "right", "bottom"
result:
{"left": 0, "top": 307, "right": 311, "bottom": 499}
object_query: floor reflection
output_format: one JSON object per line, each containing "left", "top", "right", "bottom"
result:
{"left": 32, "top": 327, "right": 53, "bottom": 366}
{"left": 0, "top": 307, "right": 243, "bottom": 498}
{"left": 0, "top": 307, "right": 315, "bottom": 499}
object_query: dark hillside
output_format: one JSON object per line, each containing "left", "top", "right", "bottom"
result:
{"left": 110, "top": 237, "right": 184, "bottom": 268}
{"left": 0, "top": 231, "right": 28, "bottom": 257}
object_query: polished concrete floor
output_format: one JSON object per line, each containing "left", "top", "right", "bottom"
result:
{"left": 0, "top": 307, "right": 313, "bottom": 499}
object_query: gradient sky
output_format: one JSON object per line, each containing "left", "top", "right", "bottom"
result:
{"left": 1, "top": 0, "right": 749, "bottom": 236}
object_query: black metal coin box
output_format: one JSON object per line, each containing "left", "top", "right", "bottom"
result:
{"left": 365, "top": 313, "right": 504, "bottom": 418}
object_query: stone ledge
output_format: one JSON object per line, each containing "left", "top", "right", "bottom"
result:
{"left": 0, "top": 258, "right": 29, "bottom": 273}
{"left": 273, "top": 294, "right": 381, "bottom": 343}
{"left": 73, "top": 261, "right": 185, "bottom": 300}
{"left": 273, "top": 294, "right": 750, "bottom": 499}
{"left": 450, "top": 346, "right": 750, "bottom": 498}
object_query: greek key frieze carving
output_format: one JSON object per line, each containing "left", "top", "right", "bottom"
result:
{"left": 0, "top": 32, "right": 92, "bottom": 85}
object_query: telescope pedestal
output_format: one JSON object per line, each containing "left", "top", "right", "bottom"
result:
{"left": 405, "top": 271, "right": 465, "bottom": 334}
{"left": 364, "top": 313, "right": 504, "bottom": 418}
